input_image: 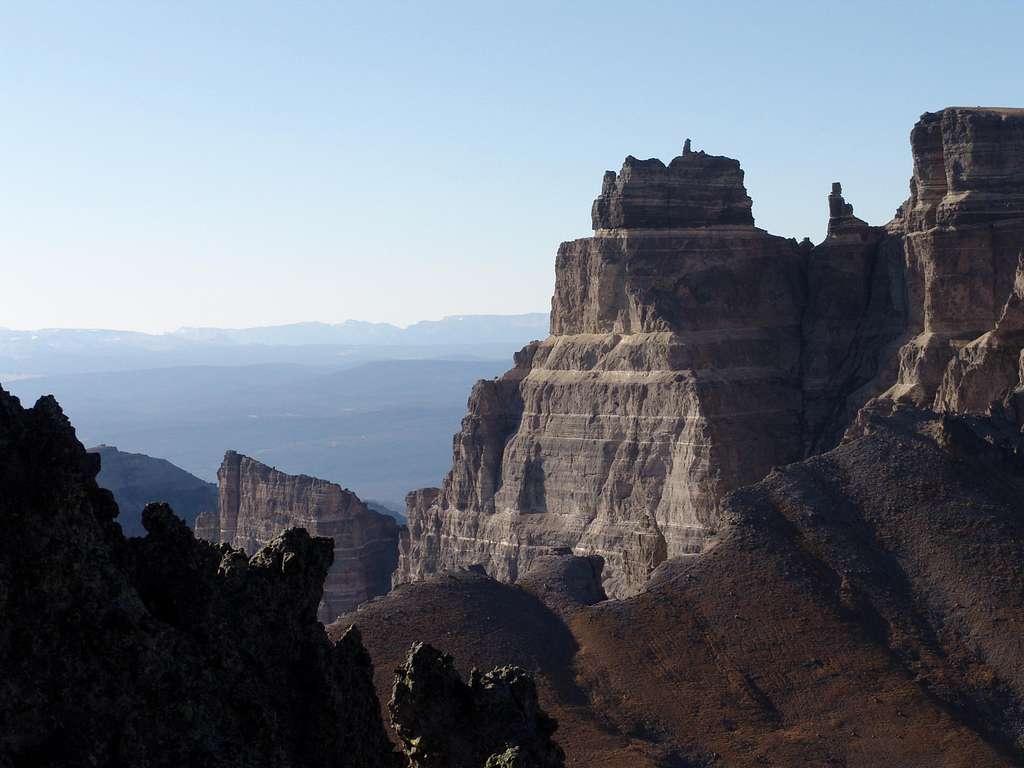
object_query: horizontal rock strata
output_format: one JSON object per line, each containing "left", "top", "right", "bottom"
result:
{"left": 398, "top": 107, "right": 1024, "bottom": 598}
{"left": 884, "top": 108, "right": 1024, "bottom": 415}
{"left": 196, "top": 451, "right": 400, "bottom": 622}
{"left": 398, "top": 145, "right": 808, "bottom": 598}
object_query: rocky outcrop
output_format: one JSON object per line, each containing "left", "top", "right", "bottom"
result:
{"left": 884, "top": 108, "right": 1024, "bottom": 410}
{"left": 196, "top": 451, "right": 400, "bottom": 623}
{"left": 389, "top": 643, "right": 565, "bottom": 768}
{"left": 1, "top": 386, "right": 568, "bottom": 767}
{"left": 0, "top": 386, "right": 396, "bottom": 767}
{"left": 89, "top": 444, "right": 217, "bottom": 536}
{"left": 397, "top": 143, "right": 807, "bottom": 597}
{"left": 590, "top": 141, "right": 753, "bottom": 229}
{"left": 350, "top": 409, "right": 1024, "bottom": 766}
{"left": 398, "top": 107, "right": 1024, "bottom": 599}
{"left": 331, "top": 555, "right": 629, "bottom": 765}
{"left": 798, "top": 183, "right": 905, "bottom": 453}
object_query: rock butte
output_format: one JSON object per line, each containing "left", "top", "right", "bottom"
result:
{"left": 396, "top": 106, "right": 1024, "bottom": 598}
{"left": 195, "top": 451, "right": 400, "bottom": 622}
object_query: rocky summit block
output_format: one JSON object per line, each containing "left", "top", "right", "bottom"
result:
{"left": 883, "top": 108, "right": 1024, "bottom": 415}
{"left": 196, "top": 450, "right": 401, "bottom": 623}
{"left": 591, "top": 141, "right": 754, "bottom": 229}
{"left": 398, "top": 107, "right": 1024, "bottom": 599}
{"left": 398, "top": 139, "right": 807, "bottom": 598}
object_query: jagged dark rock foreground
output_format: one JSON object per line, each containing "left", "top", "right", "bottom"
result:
{"left": 390, "top": 642, "right": 564, "bottom": 768}
{"left": 0, "top": 386, "right": 395, "bottom": 767}
{"left": 0, "top": 386, "right": 563, "bottom": 768}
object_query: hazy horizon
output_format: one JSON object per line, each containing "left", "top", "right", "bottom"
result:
{"left": 0, "top": 311, "right": 550, "bottom": 335}
{"left": 3, "top": 1, "right": 1022, "bottom": 333}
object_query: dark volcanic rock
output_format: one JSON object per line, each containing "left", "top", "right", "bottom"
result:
{"left": 0, "top": 386, "right": 396, "bottom": 767}
{"left": 389, "top": 642, "right": 565, "bottom": 768}
{"left": 331, "top": 558, "right": 638, "bottom": 766}
{"left": 89, "top": 444, "right": 217, "bottom": 536}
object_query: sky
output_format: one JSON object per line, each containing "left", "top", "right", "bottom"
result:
{"left": 1, "top": 1, "right": 1022, "bottom": 333}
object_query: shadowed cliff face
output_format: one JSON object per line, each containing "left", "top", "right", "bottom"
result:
{"left": 0, "top": 386, "right": 396, "bottom": 767}
{"left": 195, "top": 450, "right": 401, "bottom": 623}
{"left": 397, "top": 107, "right": 1024, "bottom": 599}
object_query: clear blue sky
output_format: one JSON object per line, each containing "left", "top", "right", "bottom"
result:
{"left": 2, "top": 1, "right": 1021, "bottom": 332}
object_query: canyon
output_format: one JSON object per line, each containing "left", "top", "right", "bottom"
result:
{"left": 397, "top": 107, "right": 1024, "bottom": 599}
{"left": 5, "top": 105, "right": 1024, "bottom": 767}
{"left": 195, "top": 451, "right": 401, "bottom": 622}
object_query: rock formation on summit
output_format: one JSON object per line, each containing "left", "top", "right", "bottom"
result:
{"left": 397, "top": 107, "right": 1024, "bottom": 599}
{"left": 397, "top": 144, "right": 808, "bottom": 597}
{"left": 195, "top": 451, "right": 401, "bottom": 622}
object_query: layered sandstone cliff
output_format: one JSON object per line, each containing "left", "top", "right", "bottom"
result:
{"left": 397, "top": 144, "right": 808, "bottom": 597}
{"left": 884, "top": 108, "right": 1024, "bottom": 414}
{"left": 195, "top": 451, "right": 400, "bottom": 622}
{"left": 398, "top": 107, "right": 1024, "bottom": 598}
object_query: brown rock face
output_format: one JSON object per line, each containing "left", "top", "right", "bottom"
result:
{"left": 885, "top": 108, "right": 1024, "bottom": 410}
{"left": 196, "top": 451, "right": 400, "bottom": 623}
{"left": 398, "top": 107, "right": 1024, "bottom": 598}
{"left": 397, "top": 145, "right": 807, "bottom": 598}
{"left": 349, "top": 409, "right": 1024, "bottom": 766}
{"left": 590, "top": 142, "right": 754, "bottom": 229}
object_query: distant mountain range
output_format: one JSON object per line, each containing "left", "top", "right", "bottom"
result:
{"left": 0, "top": 314, "right": 543, "bottom": 510}
{"left": 0, "top": 314, "right": 549, "bottom": 377}
{"left": 173, "top": 314, "right": 550, "bottom": 346}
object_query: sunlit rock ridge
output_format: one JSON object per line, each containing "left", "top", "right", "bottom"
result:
{"left": 397, "top": 107, "right": 1024, "bottom": 598}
